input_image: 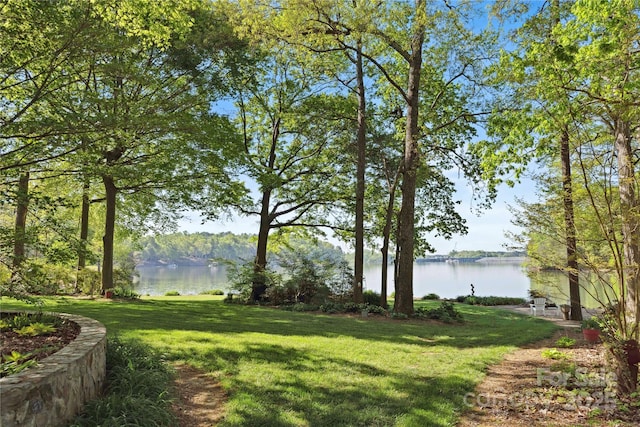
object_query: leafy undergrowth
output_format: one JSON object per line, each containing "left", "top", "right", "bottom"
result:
{"left": 70, "top": 337, "right": 176, "bottom": 427}
{"left": 2, "top": 296, "right": 558, "bottom": 427}
{"left": 1, "top": 312, "right": 79, "bottom": 377}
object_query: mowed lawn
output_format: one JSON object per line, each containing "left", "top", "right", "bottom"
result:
{"left": 1, "top": 297, "right": 557, "bottom": 426}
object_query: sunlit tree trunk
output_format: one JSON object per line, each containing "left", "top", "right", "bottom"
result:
{"left": 560, "top": 129, "right": 582, "bottom": 321}
{"left": 251, "top": 117, "right": 280, "bottom": 301}
{"left": 394, "top": 0, "right": 424, "bottom": 315}
{"left": 12, "top": 172, "right": 30, "bottom": 271}
{"left": 353, "top": 40, "right": 366, "bottom": 304}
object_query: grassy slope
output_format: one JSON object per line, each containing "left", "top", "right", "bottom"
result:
{"left": 1, "top": 297, "right": 557, "bottom": 427}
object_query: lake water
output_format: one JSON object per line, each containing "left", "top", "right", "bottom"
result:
{"left": 135, "top": 259, "right": 529, "bottom": 299}
{"left": 134, "top": 259, "right": 602, "bottom": 308}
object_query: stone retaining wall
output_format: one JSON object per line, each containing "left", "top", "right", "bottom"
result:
{"left": 0, "top": 312, "right": 107, "bottom": 427}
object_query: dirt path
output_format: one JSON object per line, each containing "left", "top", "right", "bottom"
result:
{"left": 457, "top": 308, "right": 638, "bottom": 426}
{"left": 172, "top": 363, "right": 227, "bottom": 427}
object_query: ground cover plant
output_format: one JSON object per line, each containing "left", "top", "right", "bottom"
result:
{"left": 0, "top": 312, "right": 79, "bottom": 377}
{"left": 70, "top": 337, "right": 176, "bottom": 426}
{"left": 1, "top": 296, "right": 558, "bottom": 426}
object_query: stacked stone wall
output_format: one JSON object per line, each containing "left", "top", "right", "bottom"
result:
{"left": 0, "top": 313, "right": 106, "bottom": 427}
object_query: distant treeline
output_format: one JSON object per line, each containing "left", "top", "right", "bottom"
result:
{"left": 136, "top": 232, "right": 345, "bottom": 266}
{"left": 447, "top": 250, "right": 526, "bottom": 259}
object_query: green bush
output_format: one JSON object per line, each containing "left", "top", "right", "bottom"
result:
{"left": 343, "top": 302, "right": 359, "bottom": 313}
{"left": 198, "top": 289, "right": 224, "bottom": 295}
{"left": 110, "top": 286, "right": 140, "bottom": 300}
{"left": 455, "top": 295, "right": 468, "bottom": 303}
{"left": 362, "top": 290, "right": 381, "bottom": 306}
{"left": 422, "top": 293, "right": 440, "bottom": 300}
{"left": 320, "top": 302, "right": 342, "bottom": 313}
{"left": 164, "top": 291, "right": 180, "bottom": 296}
{"left": 459, "top": 296, "right": 527, "bottom": 306}
{"left": 362, "top": 304, "right": 386, "bottom": 315}
{"left": 285, "top": 302, "right": 319, "bottom": 312}
{"left": 77, "top": 268, "right": 101, "bottom": 295}
{"left": 414, "top": 301, "right": 463, "bottom": 323}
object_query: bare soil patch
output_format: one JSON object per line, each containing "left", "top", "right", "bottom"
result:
{"left": 172, "top": 363, "right": 227, "bottom": 427}
{"left": 457, "top": 327, "right": 640, "bottom": 427}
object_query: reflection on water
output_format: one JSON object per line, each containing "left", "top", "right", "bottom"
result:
{"left": 134, "top": 265, "right": 230, "bottom": 296}
{"left": 364, "top": 260, "right": 531, "bottom": 300}
{"left": 134, "top": 260, "right": 606, "bottom": 308}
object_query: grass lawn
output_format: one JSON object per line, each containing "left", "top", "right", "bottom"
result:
{"left": 1, "top": 297, "right": 558, "bottom": 426}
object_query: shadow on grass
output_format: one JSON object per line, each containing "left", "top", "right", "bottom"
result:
{"left": 1, "top": 297, "right": 558, "bottom": 350}
{"left": 209, "top": 342, "right": 474, "bottom": 427}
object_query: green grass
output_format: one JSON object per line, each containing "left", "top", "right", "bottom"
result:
{"left": 2, "top": 296, "right": 558, "bottom": 427}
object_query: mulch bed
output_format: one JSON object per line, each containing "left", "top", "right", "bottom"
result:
{"left": 1, "top": 315, "right": 81, "bottom": 373}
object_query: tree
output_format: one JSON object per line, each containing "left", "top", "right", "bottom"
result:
{"left": 234, "top": 1, "right": 500, "bottom": 313}
{"left": 233, "top": 0, "right": 371, "bottom": 304}
{"left": 232, "top": 46, "right": 354, "bottom": 301}
{"left": 495, "top": 0, "right": 640, "bottom": 394}
{"left": 28, "top": 1, "right": 246, "bottom": 292}
{"left": 486, "top": 0, "right": 584, "bottom": 320}
{"left": 558, "top": 0, "right": 640, "bottom": 393}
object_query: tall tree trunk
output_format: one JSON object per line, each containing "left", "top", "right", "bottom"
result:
{"left": 614, "top": 118, "right": 640, "bottom": 393}
{"left": 251, "top": 117, "right": 280, "bottom": 301}
{"left": 78, "top": 176, "right": 91, "bottom": 269}
{"left": 380, "top": 162, "right": 402, "bottom": 308}
{"left": 560, "top": 129, "right": 582, "bottom": 321}
{"left": 101, "top": 174, "right": 117, "bottom": 293}
{"left": 394, "top": 0, "right": 425, "bottom": 315}
{"left": 353, "top": 40, "right": 366, "bottom": 304}
{"left": 615, "top": 118, "right": 640, "bottom": 336}
{"left": 12, "top": 172, "right": 30, "bottom": 271}
{"left": 252, "top": 188, "right": 272, "bottom": 301}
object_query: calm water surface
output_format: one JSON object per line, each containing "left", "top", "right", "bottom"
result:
{"left": 135, "top": 260, "right": 602, "bottom": 308}
{"left": 135, "top": 260, "right": 530, "bottom": 299}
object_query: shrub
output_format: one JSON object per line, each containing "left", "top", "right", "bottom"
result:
{"left": 320, "top": 302, "right": 342, "bottom": 313}
{"left": 164, "top": 291, "right": 180, "bottom": 296}
{"left": 581, "top": 317, "right": 601, "bottom": 330}
{"left": 110, "top": 286, "right": 140, "bottom": 300}
{"left": 460, "top": 296, "right": 527, "bottom": 306}
{"left": 198, "top": 289, "right": 224, "bottom": 295}
{"left": 343, "top": 302, "right": 359, "bottom": 313}
{"left": 422, "top": 293, "right": 440, "bottom": 300}
{"left": 362, "top": 304, "right": 387, "bottom": 315}
{"left": 362, "top": 290, "right": 381, "bottom": 306}
{"left": 290, "top": 303, "right": 319, "bottom": 312}
{"left": 77, "top": 268, "right": 101, "bottom": 295}
{"left": 414, "top": 301, "right": 463, "bottom": 323}
{"left": 391, "top": 311, "right": 408, "bottom": 320}
{"left": 326, "top": 261, "right": 354, "bottom": 302}
{"left": 226, "top": 261, "right": 281, "bottom": 301}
